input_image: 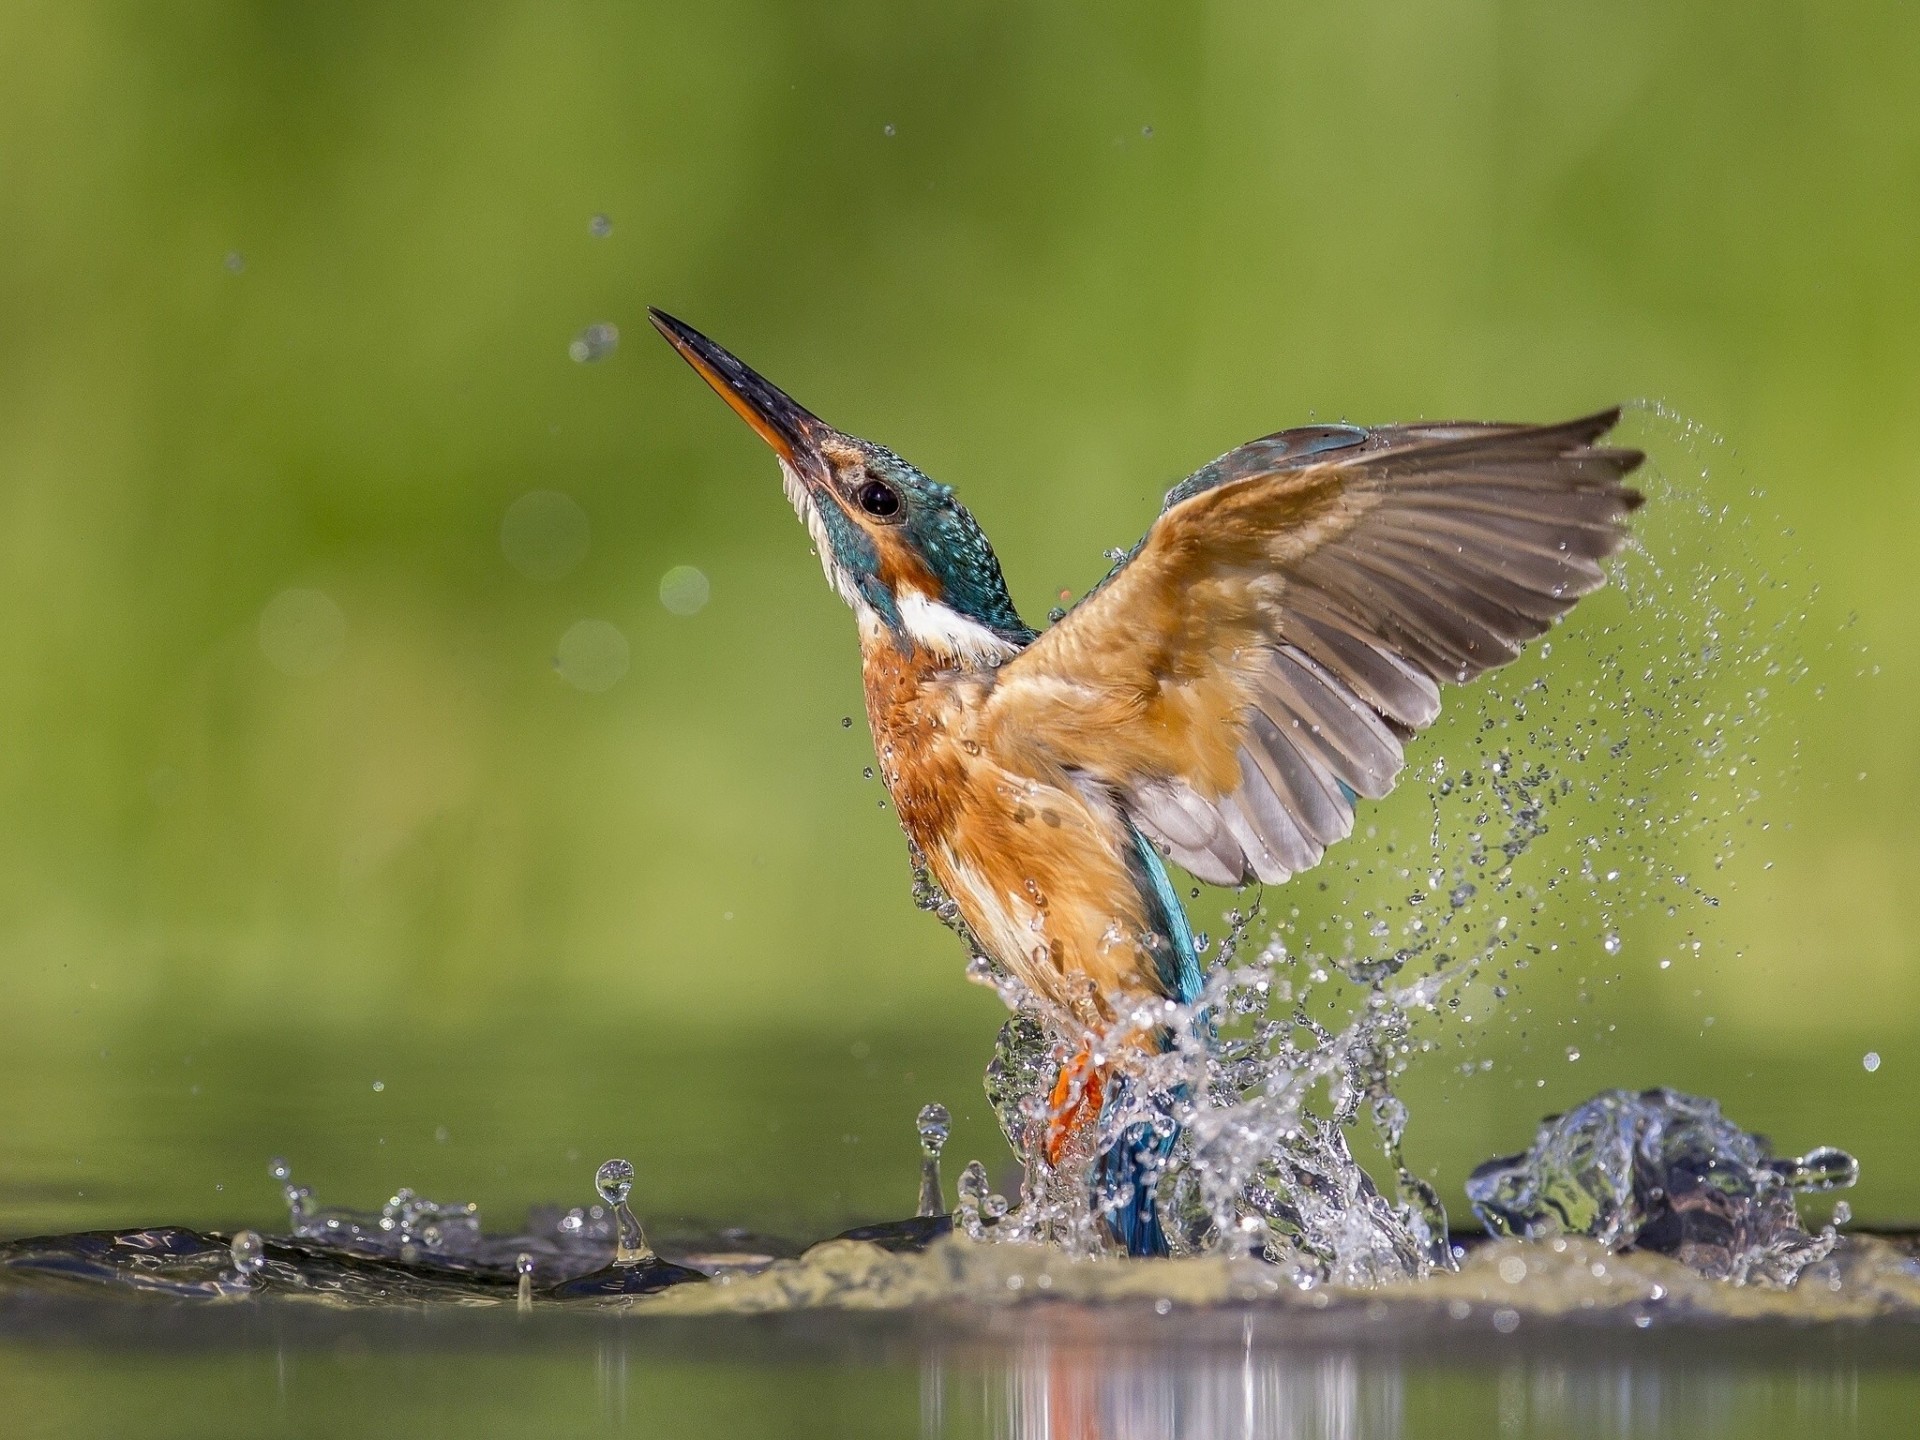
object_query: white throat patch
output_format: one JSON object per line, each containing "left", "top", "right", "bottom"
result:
{"left": 897, "top": 589, "right": 1020, "bottom": 667}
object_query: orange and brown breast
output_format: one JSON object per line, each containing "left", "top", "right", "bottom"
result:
{"left": 860, "top": 631, "right": 1168, "bottom": 1033}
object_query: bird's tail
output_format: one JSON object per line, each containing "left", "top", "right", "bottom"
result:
{"left": 1093, "top": 1074, "right": 1179, "bottom": 1257}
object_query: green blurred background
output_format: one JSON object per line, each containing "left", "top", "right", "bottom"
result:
{"left": 1, "top": 0, "right": 1916, "bottom": 1245}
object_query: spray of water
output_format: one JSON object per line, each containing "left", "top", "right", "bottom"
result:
{"left": 916, "top": 405, "right": 1824, "bottom": 1284}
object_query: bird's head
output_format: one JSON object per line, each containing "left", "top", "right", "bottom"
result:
{"left": 651, "top": 309, "right": 1033, "bottom": 665}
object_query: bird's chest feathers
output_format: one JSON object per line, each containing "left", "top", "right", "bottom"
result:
{"left": 859, "top": 629, "right": 1160, "bottom": 1019}
{"left": 858, "top": 630, "right": 983, "bottom": 849}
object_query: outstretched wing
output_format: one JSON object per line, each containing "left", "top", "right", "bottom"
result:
{"left": 980, "top": 410, "right": 1644, "bottom": 886}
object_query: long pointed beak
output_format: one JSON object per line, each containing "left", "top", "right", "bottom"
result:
{"left": 649, "top": 308, "right": 827, "bottom": 474}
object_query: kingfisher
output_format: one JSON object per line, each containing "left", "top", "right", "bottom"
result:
{"left": 649, "top": 309, "right": 1643, "bottom": 1257}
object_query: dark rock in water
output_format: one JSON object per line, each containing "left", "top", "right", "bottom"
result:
{"left": 545, "top": 1258, "right": 707, "bottom": 1297}
{"left": 825, "top": 1215, "right": 952, "bottom": 1253}
{"left": 1466, "top": 1087, "right": 1857, "bottom": 1284}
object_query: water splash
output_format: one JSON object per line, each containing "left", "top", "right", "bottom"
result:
{"left": 595, "top": 1157, "right": 654, "bottom": 1265}
{"left": 273, "top": 1157, "right": 482, "bottom": 1261}
{"left": 897, "top": 407, "right": 1821, "bottom": 1285}
{"left": 915, "top": 1103, "right": 951, "bottom": 1217}
{"left": 1466, "top": 1088, "right": 1856, "bottom": 1285}
{"left": 227, "top": 1229, "right": 264, "bottom": 1279}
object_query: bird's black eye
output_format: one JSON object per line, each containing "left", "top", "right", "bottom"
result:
{"left": 857, "top": 478, "right": 901, "bottom": 517}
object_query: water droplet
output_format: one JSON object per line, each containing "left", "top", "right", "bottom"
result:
{"left": 1602, "top": 931, "right": 1622, "bottom": 955}
{"left": 569, "top": 322, "right": 619, "bottom": 363}
{"left": 258, "top": 589, "right": 346, "bottom": 677}
{"left": 371, "top": 1080, "right": 385, "bottom": 1093}
{"left": 659, "top": 564, "right": 711, "bottom": 615}
{"left": 1141, "top": 125, "right": 1154, "bottom": 138}
{"left": 594, "top": 1158, "right": 654, "bottom": 1265}
{"left": 223, "top": 251, "right": 246, "bottom": 274}
{"left": 595, "top": 1158, "right": 634, "bottom": 1208}
{"left": 1565, "top": 1048, "right": 1580, "bottom": 1063}
{"left": 229, "top": 1230, "right": 264, "bottom": 1277}
{"left": 883, "top": 123, "right": 896, "bottom": 137}
{"left": 841, "top": 716, "right": 853, "bottom": 728}
{"left": 1491, "top": 1308, "right": 1521, "bottom": 1334}
{"left": 268, "top": 1157, "right": 290, "bottom": 1183}
{"left": 501, "top": 490, "right": 590, "bottom": 579}
{"left": 1833, "top": 1201, "right": 1852, "bottom": 1227}
{"left": 588, "top": 213, "right": 613, "bottom": 238}
{"left": 955, "top": 1158, "right": 992, "bottom": 1234}
{"left": 916, "top": 1103, "right": 951, "bottom": 1155}
{"left": 1863, "top": 1051, "right": 1882, "bottom": 1073}
{"left": 915, "top": 1103, "right": 951, "bottom": 1217}
{"left": 554, "top": 619, "right": 630, "bottom": 693}
{"left": 1449, "top": 883, "right": 1476, "bottom": 908}
{"left": 1497, "top": 1255, "right": 1527, "bottom": 1284}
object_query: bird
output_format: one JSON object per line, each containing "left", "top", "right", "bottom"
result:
{"left": 649, "top": 308, "right": 1643, "bottom": 1257}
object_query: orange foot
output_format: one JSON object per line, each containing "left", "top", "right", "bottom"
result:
{"left": 1045, "top": 1048, "right": 1106, "bottom": 1167}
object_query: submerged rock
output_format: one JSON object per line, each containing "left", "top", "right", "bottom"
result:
{"left": 1466, "top": 1087, "right": 1857, "bottom": 1284}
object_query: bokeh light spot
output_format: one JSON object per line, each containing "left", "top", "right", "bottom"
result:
{"left": 555, "top": 620, "right": 629, "bottom": 693}
{"left": 658, "top": 565, "right": 710, "bottom": 616}
{"left": 501, "top": 491, "right": 590, "bottom": 580}
{"left": 258, "top": 588, "right": 345, "bottom": 676}
{"left": 568, "top": 322, "right": 618, "bottom": 363}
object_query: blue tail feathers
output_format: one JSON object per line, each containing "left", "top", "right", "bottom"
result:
{"left": 1094, "top": 1075, "right": 1180, "bottom": 1256}
{"left": 1093, "top": 828, "right": 1204, "bottom": 1257}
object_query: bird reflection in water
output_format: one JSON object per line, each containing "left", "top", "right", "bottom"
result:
{"left": 919, "top": 1324, "right": 1398, "bottom": 1440}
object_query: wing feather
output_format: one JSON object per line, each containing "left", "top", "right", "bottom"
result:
{"left": 980, "top": 409, "right": 1643, "bottom": 885}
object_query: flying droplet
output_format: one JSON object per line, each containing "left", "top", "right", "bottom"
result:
{"left": 555, "top": 619, "right": 630, "bottom": 693}
{"left": 588, "top": 213, "right": 613, "bottom": 238}
{"left": 516, "top": 1251, "right": 535, "bottom": 1311}
{"left": 268, "top": 1157, "right": 290, "bottom": 1183}
{"left": 224, "top": 251, "right": 246, "bottom": 274}
{"left": 501, "top": 490, "right": 591, "bottom": 579}
{"left": 841, "top": 716, "right": 853, "bottom": 728}
{"left": 1602, "top": 931, "right": 1622, "bottom": 955}
{"left": 1864, "top": 1051, "right": 1882, "bottom": 1073}
{"left": 569, "top": 322, "right": 619, "bottom": 363}
{"left": 1833, "top": 1201, "right": 1853, "bottom": 1227}
{"left": 229, "top": 1229, "right": 265, "bottom": 1277}
{"left": 258, "top": 589, "right": 346, "bottom": 677}
{"left": 658, "top": 565, "right": 711, "bottom": 616}
{"left": 883, "top": 124, "right": 896, "bottom": 137}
